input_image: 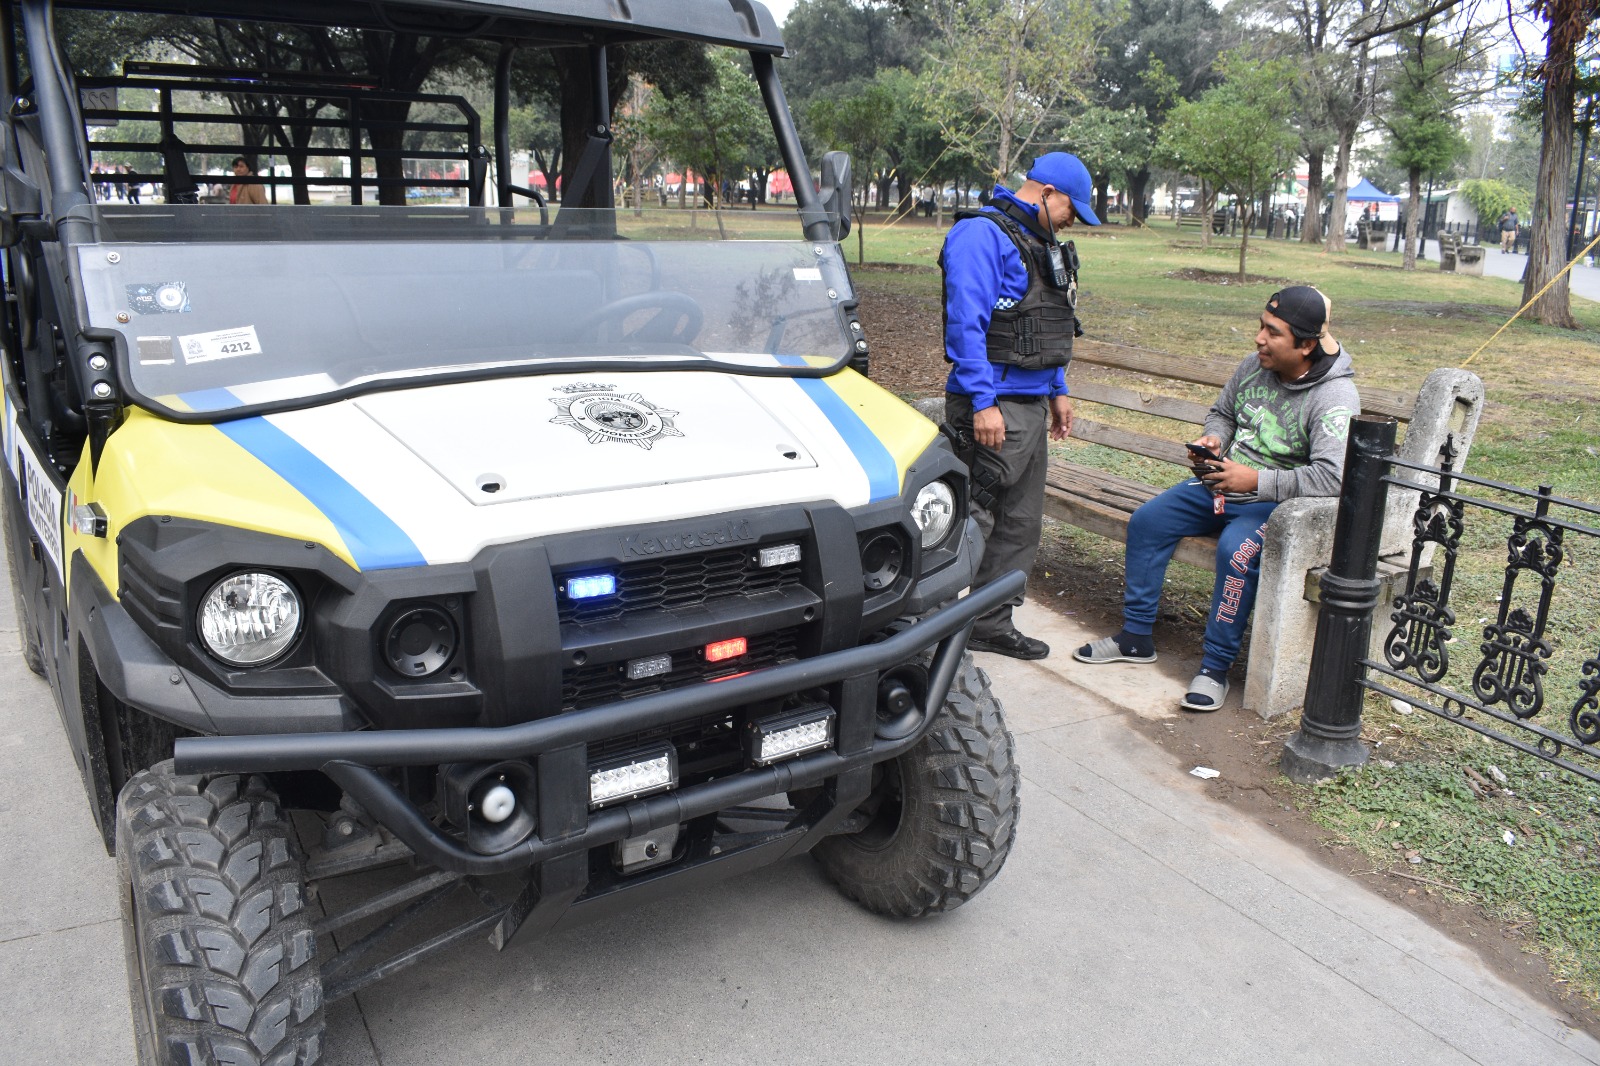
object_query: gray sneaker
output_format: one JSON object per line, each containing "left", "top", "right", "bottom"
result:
{"left": 1072, "top": 635, "right": 1157, "bottom": 665}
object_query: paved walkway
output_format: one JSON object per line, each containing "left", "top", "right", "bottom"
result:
{"left": 2, "top": 582, "right": 1597, "bottom": 1064}
{"left": 1370, "top": 234, "right": 1600, "bottom": 303}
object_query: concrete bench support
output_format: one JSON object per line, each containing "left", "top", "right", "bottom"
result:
{"left": 1245, "top": 368, "right": 1484, "bottom": 716}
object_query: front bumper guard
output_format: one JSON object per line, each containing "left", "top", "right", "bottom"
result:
{"left": 174, "top": 572, "right": 1025, "bottom": 875}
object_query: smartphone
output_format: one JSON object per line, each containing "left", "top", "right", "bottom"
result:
{"left": 1186, "top": 442, "right": 1220, "bottom": 462}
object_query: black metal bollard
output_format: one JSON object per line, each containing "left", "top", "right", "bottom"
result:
{"left": 1281, "top": 415, "right": 1399, "bottom": 783}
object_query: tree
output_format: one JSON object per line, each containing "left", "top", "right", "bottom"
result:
{"left": 780, "top": 0, "right": 932, "bottom": 101}
{"left": 1157, "top": 53, "right": 1300, "bottom": 280}
{"left": 1262, "top": 0, "right": 1368, "bottom": 244}
{"left": 1064, "top": 104, "right": 1153, "bottom": 221}
{"left": 808, "top": 74, "right": 899, "bottom": 257}
{"left": 505, "top": 101, "right": 564, "bottom": 197}
{"left": 1455, "top": 177, "right": 1532, "bottom": 222}
{"left": 1379, "top": 15, "right": 1470, "bottom": 269}
{"left": 1520, "top": 0, "right": 1600, "bottom": 328}
{"left": 921, "top": 0, "right": 1103, "bottom": 184}
{"left": 641, "top": 53, "right": 770, "bottom": 235}
{"left": 1091, "top": 0, "right": 1231, "bottom": 222}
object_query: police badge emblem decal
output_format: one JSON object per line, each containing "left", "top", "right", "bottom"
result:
{"left": 548, "top": 382, "right": 685, "bottom": 450}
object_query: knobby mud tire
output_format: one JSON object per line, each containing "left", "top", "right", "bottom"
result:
{"left": 117, "top": 761, "right": 324, "bottom": 1066}
{"left": 813, "top": 653, "right": 1019, "bottom": 917}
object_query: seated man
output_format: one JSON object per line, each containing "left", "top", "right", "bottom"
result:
{"left": 1074, "top": 286, "right": 1359, "bottom": 711}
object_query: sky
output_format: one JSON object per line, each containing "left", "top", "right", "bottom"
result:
{"left": 763, "top": 0, "right": 798, "bottom": 25}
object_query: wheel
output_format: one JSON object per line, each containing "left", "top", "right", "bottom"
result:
{"left": 569, "top": 291, "right": 703, "bottom": 344}
{"left": 812, "top": 653, "right": 1019, "bottom": 917}
{"left": 117, "top": 761, "right": 324, "bottom": 1066}
{"left": 2, "top": 489, "right": 45, "bottom": 676}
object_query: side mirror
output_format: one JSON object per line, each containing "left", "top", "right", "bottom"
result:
{"left": 0, "top": 132, "right": 41, "bottom": 248}
{"left": 819, "top": 150, "right": 852, "bottom": 241}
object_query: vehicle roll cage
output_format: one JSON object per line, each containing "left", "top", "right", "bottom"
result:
{"left": 79, "top": 66, "right": 492, "bottom": 207}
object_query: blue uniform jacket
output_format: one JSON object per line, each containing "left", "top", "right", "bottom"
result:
{"left": 942, "top": 185, "right": 1070, "bottom": 412}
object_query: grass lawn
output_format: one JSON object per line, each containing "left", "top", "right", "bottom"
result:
{"left": 831, "top": 210, "right": 1600, "bottom": 1007}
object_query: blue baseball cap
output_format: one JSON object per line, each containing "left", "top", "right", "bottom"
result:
{"left": 1026, "top": 152, "right": 1100, "bottom": 226}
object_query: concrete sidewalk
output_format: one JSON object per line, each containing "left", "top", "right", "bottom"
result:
{"left": 1, "top": 584, "right": 1596, "bottom": 1064}
{"left": 1384, "top": 236, "right": 1600, "bottom": 303}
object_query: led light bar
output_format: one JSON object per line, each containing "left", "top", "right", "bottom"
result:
{"left": 566, "top": 573, "right": 617, "bottom": 600}
{"left": 746, "top": 706, "right": 836, "bottom": 766}
{"left": 705, "top": 636, "right": 747, "bottom": 663}
{"left": 625, "top": 653, "right": 672, "bottom": 681}
{"left": 758, "top": 542, "right": 802, "bottom": 568}
{"left": 589, "top": 747, "right": 678, "bottom": 808}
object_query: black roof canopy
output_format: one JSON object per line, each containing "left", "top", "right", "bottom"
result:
{"left": 50, "top": 0, "right": 787, "bottom": 52}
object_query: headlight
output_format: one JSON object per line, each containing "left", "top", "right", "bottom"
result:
{"left": 911, "top": 480, "right": 957, "bottom": 548}
{"left": 198, "top": 572, "right": 302, "bottom": 666}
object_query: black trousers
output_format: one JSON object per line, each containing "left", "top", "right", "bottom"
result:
{"left": 945, "top": 392, "right": 1049, "bottom": 638}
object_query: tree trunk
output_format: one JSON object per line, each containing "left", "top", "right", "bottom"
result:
{"left": 1403, "top": 165, "right": 1422, "bottom": 270}
{"left": 1522, "top": 0, "right": 1582, "bottom": 328}
{"left": 1199, "top": 179, "right": 1213, "bottom": 249}
{"left": 1300, "top": 148, "right": 1324, "bottom": 243}
{"left": 1325, "top": 125, "right": 1356, "bottom": 253}
{"left": 1094, "top": 175, "right": 1109, "bottom": 221}
{"left": 1238, "top": 203, "right": 1252, "bottom": 282}
{"left": 1128, "top": 167, "right": 1150, "bottom": 223}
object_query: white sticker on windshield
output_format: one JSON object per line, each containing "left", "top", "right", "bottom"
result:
{"left": 180, "top": 326, "right": 261, "bottom": 364}
{"left": 792, "top": 267, "right": 823, "bottom": 282}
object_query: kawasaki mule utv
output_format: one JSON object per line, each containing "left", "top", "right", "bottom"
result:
{"left": 0, "top": 1, "right": 1020, "bottom": 1062}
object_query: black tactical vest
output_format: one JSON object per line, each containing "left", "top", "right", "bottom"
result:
{"left": 943, "top": 205, "right": 1078, "bottom": 371}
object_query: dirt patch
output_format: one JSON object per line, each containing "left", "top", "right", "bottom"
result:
{"left": 853, "top": 269, "right": 1600, "bottom": 1039}
{"left": 1339, "top": 259, "right": 1409, "bottom": 272}
{"left": 855, "top": 286, "right": 947, "bottom": 398}
{"left": 851, "top": 261, "right": 939, "bottom": 275}
{"left": 1165, "top": 267, "right": 1297, "bottom": 285}
{"left": 1353, "top": 300, "right": 1511, "bottom": 321}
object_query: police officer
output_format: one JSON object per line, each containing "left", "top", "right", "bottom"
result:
{"left": 943, "top": 152, "right": 1099, "bottom": 659}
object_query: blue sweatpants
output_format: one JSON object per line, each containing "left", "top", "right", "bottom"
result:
{"left": 1122, "top": 479, "right": 1278, "bottom": 674}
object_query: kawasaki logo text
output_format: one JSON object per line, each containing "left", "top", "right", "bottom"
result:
{"left": 622, "top": 520, "right": 754, "bottom": 557}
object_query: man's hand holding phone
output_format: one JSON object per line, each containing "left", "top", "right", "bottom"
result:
{"left": 1187, "top": 435, "right": 1258, "bottom": 494}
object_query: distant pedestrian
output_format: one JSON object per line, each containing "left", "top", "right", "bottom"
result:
{"left": 1499, "top": 209, "right": 1518, "bottom": 253}
{"left": 229, "top": 157, "right": 267, "bottom": 205}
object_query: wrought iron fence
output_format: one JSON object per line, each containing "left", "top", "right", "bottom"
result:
{"left": 1284, "top": 416, "right": 1600, "bottom": 784}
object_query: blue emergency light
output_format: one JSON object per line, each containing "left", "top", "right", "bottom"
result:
{"left": 566, "top": 573, "right": 618, "bottom": 600}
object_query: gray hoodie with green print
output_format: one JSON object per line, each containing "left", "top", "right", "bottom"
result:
{"left": 1201, "top": 347, "right": 1360, "bottom": 503}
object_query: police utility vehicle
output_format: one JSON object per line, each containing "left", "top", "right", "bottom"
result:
{"left": 0, "top": 2, "right": 1020, "bottom": 1062}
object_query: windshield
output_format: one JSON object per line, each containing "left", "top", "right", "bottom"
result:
{"left": 77, "top": 206, "right": 857, "bottom": 419}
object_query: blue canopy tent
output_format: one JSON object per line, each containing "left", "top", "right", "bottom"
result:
{"left": 1345, "top": 178, "right": 1400, "bottom": 203}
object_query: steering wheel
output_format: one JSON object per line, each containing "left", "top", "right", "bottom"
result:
{"left": 569, "top": 291, "right": 703, "bottom": 345}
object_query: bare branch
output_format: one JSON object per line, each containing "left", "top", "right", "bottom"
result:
{"left": 1344, "top": 0, "right": 1470, "bottom": 45}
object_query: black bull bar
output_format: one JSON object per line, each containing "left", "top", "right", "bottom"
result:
{"left": 174, "top": 573, "right": 1025, "bottom": 876}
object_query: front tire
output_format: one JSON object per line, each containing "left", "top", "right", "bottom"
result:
{"left": 117, "top": 762, "right": 324, "bottom": 1066}
{"left": 812, "top": 653, "right": 1019, "bottom": 917}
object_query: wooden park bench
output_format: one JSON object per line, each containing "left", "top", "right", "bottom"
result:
{"left": 915, "top": 341, "right": 1484, "bottom": 718}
